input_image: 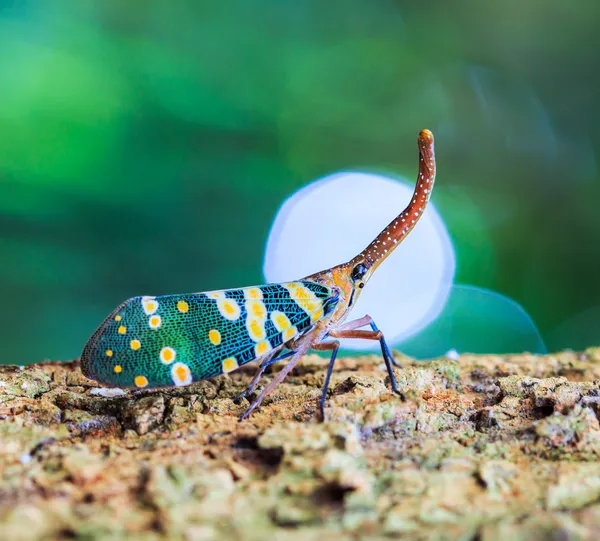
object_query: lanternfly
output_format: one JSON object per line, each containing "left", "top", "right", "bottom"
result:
{"left": 81, "top": 130, "right": 437, "bottom": 419}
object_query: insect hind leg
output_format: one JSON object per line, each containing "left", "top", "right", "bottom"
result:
{"left": 233, "top": 350, "right": 295, "bottom": 403}
{"left": 239, "top": 345, "right": 309, "bottom": 421}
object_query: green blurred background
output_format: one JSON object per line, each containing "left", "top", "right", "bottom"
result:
{"left": 1, "top": 1, "right": 599, "bottom": 364}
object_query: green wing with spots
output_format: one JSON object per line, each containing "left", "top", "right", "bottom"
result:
{"left": 81, "top": 281, "right": 339, "bottom": 389}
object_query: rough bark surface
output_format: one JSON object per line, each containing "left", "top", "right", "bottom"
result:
{"left": 2, "top": 349, "right": 600, "bottom": 540}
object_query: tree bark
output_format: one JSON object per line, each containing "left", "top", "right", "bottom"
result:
{"left": 1, "top": 349, "right": 600, "bottom": 540}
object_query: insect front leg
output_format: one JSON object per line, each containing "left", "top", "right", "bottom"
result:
{"left": 233, "top": 350, "right": 295, "bottom": 403}
{"left": 338, "top": 315, "right": 403, "bottom": 368}
{"left": 328, "top": 328, "right": 406, "bottom": 401}
{"left": 312, "top": 340, "right": 340, "bottom": 421}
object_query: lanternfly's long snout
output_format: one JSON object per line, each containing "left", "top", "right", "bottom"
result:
{"left": 356, "top": 129, "right": 436, "bottom": 272}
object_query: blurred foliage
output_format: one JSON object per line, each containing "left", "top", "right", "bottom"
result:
{"left": 1, "top": 0, "right": 599, "bottom": 363}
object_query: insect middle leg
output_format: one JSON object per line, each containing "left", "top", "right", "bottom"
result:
{"left": 234, "top": 350, "right": 295, "bottom": 402}
{"left": 328, "top": 328, "right": 406, "bottom": 401}
{"left": 338, "top": 315, "right": 403, "bottom": 368}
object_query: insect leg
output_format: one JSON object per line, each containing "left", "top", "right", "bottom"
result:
{"left": 337, "top": 315, "right": 402, "bottom": 368}
{"left": 234, "top": 350, "right": 295, "bottom": 402}
{"left": 337, "top": 315, "right": 374, "bottom": 331}
{"left": 328, "top": 328, "right": 406, "bottom": 401}
{"left": 312, "top": 340, "right": 340, "bottom": 421}
{"left": 239, "top": 344, "right": 310, "bottom": 421}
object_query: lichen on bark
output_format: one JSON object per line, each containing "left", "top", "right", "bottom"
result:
{"left": 2, "top": 349, "right": 600, "bottom": 540}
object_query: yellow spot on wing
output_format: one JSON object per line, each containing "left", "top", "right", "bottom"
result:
{"left": 222, "top": 356, "right": 238, "bottom": 373}
{"left": 270, "top": 311, "right": 291, "bottom": 332}
{"left": 149, "top": 315, "right": 162, "bottom": 329}
{"left": 141, "top": 296, "right": 158, "bottom": 315}
{"left": 310, "top": 308, "right": 324, "bottom": 323}
{"left": 130, "top": 339, "right": 141, "bottom": 350}
{"left": 294, "top": 288, "right": 310, "bottom": 300}
{"left": 247, "top": 318, "right": 266, "bottom": 342}
{"left": 118, "top": 325, "right": 127, "bottom": 335}
{"left": 217, "top": 298, "right": 241, "bottom": 321}
{"left": 255, "top": 340, "right": 272, "bottom": 357}
{"left": 283, "top": 326, "right": 298, "bottom": 341}
{"left": 106, "top": 349, "right": 113, "bottom": 357}
{"left": 305, "top": 301, "right": 319, "bottom": 312}
{"left": 134, "top": 375, "right": 148, "bottom": 388}
{"left": 160, "top": 347, "right": 176, "bottom": 364}
{"left": 244, "top": 287, "right": 263, "bottom": 300}
{"left": 208, "top": 329, "right": 221, "bottom": 345}
{"left": 247, "top": 299, "right": 267, "bottom": 319}
{"left": 223, "top": 301, "right": 237, "bottom": 315}
{"left": 171, "top": 362, "right": 192, "bottom": 386}
{"left": 177, "top": 300, "right": 189, "bottom": 313}
{"left": 207, "top": 291, "right": 226, "bottom": 300}
{"left": 115, "top": 315, "right": 122, "bottom": 322}
{"left": 114, "top": 365, "right": 122, "bottom": 374}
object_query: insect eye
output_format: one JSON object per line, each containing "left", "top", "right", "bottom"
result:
{"left": 351, "top": 263, "right": 368, "bottom": 282}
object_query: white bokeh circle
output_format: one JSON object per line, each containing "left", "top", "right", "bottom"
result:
{"left": 263, "top": 172, "right": 456, "bottom": 350}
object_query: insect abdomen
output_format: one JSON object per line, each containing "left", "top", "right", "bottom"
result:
{"left": 80, "top": 281, "right": 338, "bottom": 389}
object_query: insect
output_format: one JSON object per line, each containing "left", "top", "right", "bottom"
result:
{"left": 81, "top": 129, "right": 436, "bottom": 419}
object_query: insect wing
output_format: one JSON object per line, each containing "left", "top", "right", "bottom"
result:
{"left": 81, "top": 281, "right": 338, "bottom": 389}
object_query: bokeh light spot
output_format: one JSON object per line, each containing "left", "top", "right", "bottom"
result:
{"left": 263, "top": 172, "right": 455, "bottom": 350}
